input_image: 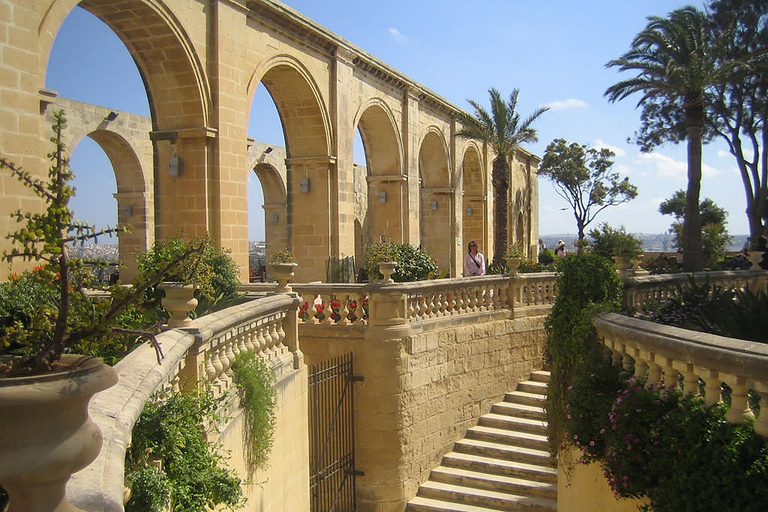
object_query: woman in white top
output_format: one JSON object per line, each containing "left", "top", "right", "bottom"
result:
{"left": 463, "top": 240, "right": 486, "bottom": 276}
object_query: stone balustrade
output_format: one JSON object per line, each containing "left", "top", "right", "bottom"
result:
{"left": 291, "top": 272, "right": 560, "bottom": 327}
{"left": 623, "top": 269, "right": 766, "bottom": 310}
{"left": 68, "top": 293, "right": 301, "bottom": 511}
{"left": 593, "top": 312, "right": 768, "bottom": 437}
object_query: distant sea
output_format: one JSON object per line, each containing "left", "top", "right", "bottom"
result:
{"left": 540, "top": 233, "right": 748, "bottom": 254}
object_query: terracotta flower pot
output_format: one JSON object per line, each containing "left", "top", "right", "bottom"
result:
{"left": 0, "top": 355, "right": 117, "bottom": 512}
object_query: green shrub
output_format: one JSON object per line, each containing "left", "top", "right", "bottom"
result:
{"left": 538, "top": 249, "right": 555, "bottom": 265}
{"left": 137, "top": 235, "right": 243, "bottom": 321}
{"left": 544, "top": 254, "right": 624, "bottom": 453}
{"left": 126, "top": 386, "right": 245, "bottom": 512}
{"left": 365, "top": 240, "right": 438, "bottom": 282}
{"left": 588, "top": 223, "right": 643, "bottom": 260}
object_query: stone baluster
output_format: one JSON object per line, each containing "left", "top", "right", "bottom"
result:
{"left": 699, "top": 368, "right": 722, "bottom": 407}
{"left": 448, "top": 289, "right": 457, "bottom": 314}
{"left": 722, "top": 375, "right": 754, "bottom": 424}
{"left": 322, "top": 294, "right": 334, "bottom": 325}
{"left": 678, "top": 362, "right": 699, "bottom": 397}
{"left": 646, "top": 354, "right": 663, "bottom": 388}
{"left": 752, "top": 382, "right": 768, "bottom": 437}
{"left": 256, "top": 322, "right": 268, "bottom": 354}
{"left": 245, "top": 323, "right": 257, "bottom": 352}
{"left": 268, "top": 319, "right": 280, "bottom": 355}
{"left": 276, "top": 316, "right": 287, "bottom": 353}
{"left": 355, "top": 296, "right": 367, "bottom": 324}
{"left": 339, "top": 295, "right": 351, "bottom": 325}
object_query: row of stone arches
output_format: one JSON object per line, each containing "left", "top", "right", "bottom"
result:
{"left": 2, "top": 0, "right": 539, "bottom": 283}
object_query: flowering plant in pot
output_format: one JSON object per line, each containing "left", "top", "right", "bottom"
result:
{"left": 0, "top": 111, "right": 199, "bottom": 511}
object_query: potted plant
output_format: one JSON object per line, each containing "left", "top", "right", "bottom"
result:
{"left": 0, "top": 111, "right": 198, "bottom": 511}
{"left": 588, "top": 223, "right": 644, "bottom": 277}
{"left": 137, "top": 235, "right": 215, "bottom": 328}
{"left": 268, "top": 249, "right": 297, "bottom": 292}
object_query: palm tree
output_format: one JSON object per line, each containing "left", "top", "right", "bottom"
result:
{"left": 455, "top": 88, "right": 548, "bottom": 267}
{"left": 605, "top": 6, "right": 721, "bottom": 272}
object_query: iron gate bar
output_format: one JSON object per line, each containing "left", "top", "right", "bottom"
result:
{"left": 309, "top": 353, "right": 361, "bottom": 512}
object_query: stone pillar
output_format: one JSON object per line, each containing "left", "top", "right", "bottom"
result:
{"left": 287, "top": 156, "right": 336, "bottom": 282}
{"left": 114, "top": 191, "right": 152, "bottom": 281}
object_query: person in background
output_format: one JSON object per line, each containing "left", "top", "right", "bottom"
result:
{"left": 464, "top": 240, "right": 486, "bottom": 276}
{"left": 538, "top": 239, "right": 547, "bottom": 254}
{"left": 555, "top": 240, "right": 567, "bottom": 258}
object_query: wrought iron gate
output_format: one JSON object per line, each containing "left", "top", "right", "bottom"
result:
{"left": 309, "top": 353, "right": 362, "bottom": 512}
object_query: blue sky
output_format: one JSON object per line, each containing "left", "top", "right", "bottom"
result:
{"left": 47, "top": 0, "right": 748, "bottom": 241}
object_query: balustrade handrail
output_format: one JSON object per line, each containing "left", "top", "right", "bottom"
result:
{"left": 69, "top": 293, "right": 301, "bottom": 511}
{"left": 594, "top": 311, "right": 768, "bottom": 436}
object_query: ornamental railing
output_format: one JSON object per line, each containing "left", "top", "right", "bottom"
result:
{"left": 289, "top": 272, "right": 560, "bottom": 327}
{"left": 622, "top": 269, "right": 766, "bottom": 310}
{"left": 594, "top": 311, "right": 768, "bottom": 437}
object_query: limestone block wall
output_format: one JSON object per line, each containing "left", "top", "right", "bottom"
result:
{"left": 218, "top": 362, "right": 310, "bottom": 512}
{"left": 299, "top": 312, "right": 548, "bottom": 512}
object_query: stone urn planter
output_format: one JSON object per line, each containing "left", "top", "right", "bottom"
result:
{"left": 612, "top": 256, "right": 634, "bottom": 278}
{"left": 159, "top": 282, "right": 198, "bottom": 328}
{"left": 377, "top": 261, "right": 398, "bottom": 284}
{"left": 270, "top": 262, "right": 297, "bottom": 292}
{"left": 0, "top": 355, "right": 118, "bottom": 512}
{"left": 506, "top": 257, "right": 521, "bottom": 275}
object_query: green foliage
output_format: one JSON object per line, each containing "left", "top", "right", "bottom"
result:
{"left": 660, "top": 189, "right": 732, "bottom": 265}
{"left": 269, "top": 248, "right": 295, "bottom": 264}
{"left": 538, "top": 139, "right": 638, "bottom": 240}
{"left": 588, "top": 223, "right": 644, "bottom": 260}
{"left": 232, "top": 352, "right": 277, "bottom": 478}
{"left": 126, "top": 386, "right": 245, "bottom": 512}
{"left": 137, "top": 235, "right": 243, "bottom": 321}
{"left": 365, "top": 240, "right": 438, "bottom": 282}
{"left": 568, "top": 378, "right": 768, "bottom": 511}
{"left": 538, "top": 249, "right": 555, "bottom": 265}
{"left": 0, "top": 111, "right": 194, "bottom": 373}
{"left": 544, "top": 254, "right": 624, "bottom": 453}
{"left": 639, "top": 278, "right": 768, "bottom": 343}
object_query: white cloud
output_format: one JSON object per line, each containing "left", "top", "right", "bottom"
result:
{"left": 544, "top": 98, "right": 589, "bottom": 111}
{"left": 388, "top": 27, "right": 408, "bottom": 43}
{"left": 635, "top": 152, "right": 721, "bottom": 180}
{"left": 594, "top": 139, "right": 626, "bottom": 157}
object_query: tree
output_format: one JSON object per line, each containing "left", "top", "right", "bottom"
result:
{"left": 455, "top": 88, "right": 548, "bottom": 266}
{"left": 605, "top": 6, "right": 726, "bottom": 272}
{"left": 659, "top": 189, "right": 731, "bottom": 265}
{"left": 707, "top": 0, "right": 768, "bottom": 250}
{"left": 538, "top": 139, "right": 638, "bottom": 243}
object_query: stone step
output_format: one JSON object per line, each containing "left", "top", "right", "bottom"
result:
{"left": 478, "top": 413, "right": 547, "bottom": 436}
{"left": 504, "top": 390, "right": 547, "bottom": 408}
{"left": 454, "top": 438, "right": 555, "bottom": 467}
{"left": 517, "top": 380, "right": 548, "bottom": 396}
{"left": 407, "top": 496, "right": 502, "bottom": 512}
{"left": 530, "top": 370, "right": 551, "bottom": 383}
{"left": 441, "top": 452, "right": 558, "bottom": 483}
{"left": 416, "top": 481, "right": 557, "bottom": 512}
{"left": 466, "top": 425, "right": 549, "bottom": 452}
{"left": 430, "top": 466, "right": 557, "bottom": 500}
{"left": 491, "top": 401, "right": 547, "bottom": 422}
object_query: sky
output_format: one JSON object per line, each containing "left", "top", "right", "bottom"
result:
{"left": 46, "top": 0, "right": 750, "bottom": 241}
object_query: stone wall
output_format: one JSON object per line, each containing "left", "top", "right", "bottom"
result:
{"left": 299, "top": 312, "right": 548, "bottom": 512}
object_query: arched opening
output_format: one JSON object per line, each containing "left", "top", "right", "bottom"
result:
{"left": 461, "top": 145, "right": 486, "bottom": 259}
{"left": 419, "top": 130, "right": 452, "bottom": 275}
{"left": 356, "top": 102, "right": 405, "bottom": 250}
{"left": 247, "top": 60, "right": 332, "bottom": 281}
{"left": 46, "top": 6, "right": 153, "bottom": 280}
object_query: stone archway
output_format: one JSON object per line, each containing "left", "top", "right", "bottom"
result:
{"left": 419, "top": 129, "right": 452, "bottom": 275}
{"left": 461, "top": 144, "right": 486, "bottom": 260}
{"left": 356, "top": 101, "right": 405, "bottom": 247}
{"left": 252, "top": 60, "right": 333, "bottom": 281}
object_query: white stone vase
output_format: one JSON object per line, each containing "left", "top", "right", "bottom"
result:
{"left": 378, "top": 261, "right": 397, "bottom": 284}
{"left": 612, "top": 256, "right": 634, "bottom": 278}
{"left": 159, "top": 282, "right": 198, "bottom": 328}
{"left": 270, "top": 262, "right": 297, "bottom": 292}
{"left": 0, "top": 355, "right": 117, "bottom": 512}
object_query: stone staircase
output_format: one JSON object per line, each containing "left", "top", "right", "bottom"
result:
{"left": 407, "top": 370, "right": 556, "bottom": 512}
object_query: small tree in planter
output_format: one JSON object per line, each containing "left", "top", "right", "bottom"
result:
{"left": 0, "top": 111, "right": 200, "bottom": 511}
{"left": 588, "top": 223, "right": 643, "bottom": 275}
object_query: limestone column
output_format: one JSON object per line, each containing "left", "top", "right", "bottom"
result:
{"left": 286, "top": 156, "right": 336, "bottom": 282}
{"left": 403, "top": 88, "right": 421, "bottom": 246}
